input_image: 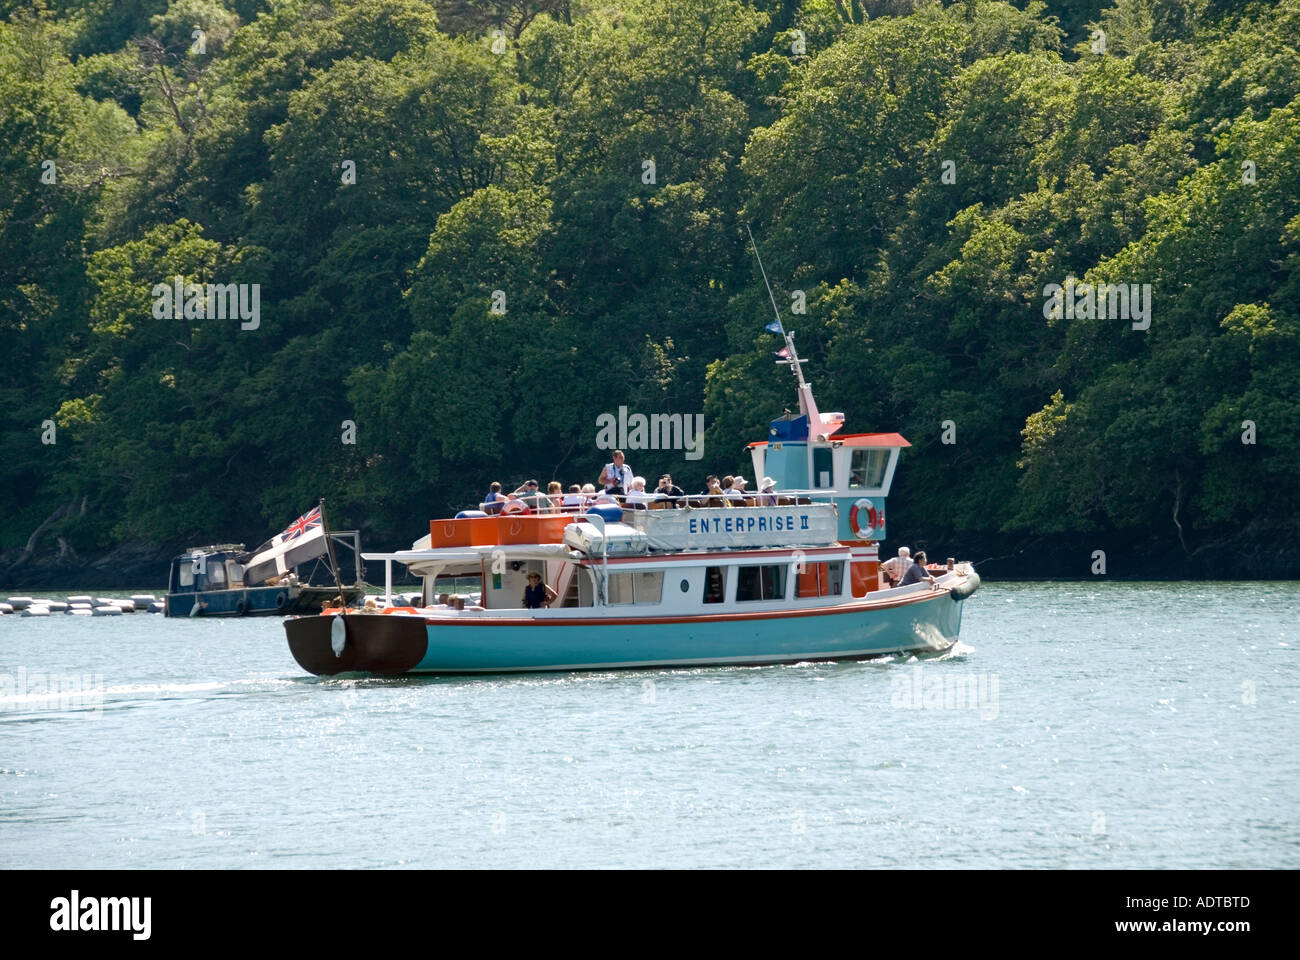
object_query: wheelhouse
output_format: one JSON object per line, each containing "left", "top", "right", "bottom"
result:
{"left": 168, "top": 544, "right": 248, "bottom": 595}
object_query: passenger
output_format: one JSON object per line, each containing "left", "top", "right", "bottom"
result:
{"left": 881, "top": 546, "right": 914, "bottom": 587}
{"left": 362, "top": 597, "right": 379, "bottom": 613}
{"left": 655, "top": 474, "right": 685, "bottom": 506}
{"left": 542, "top": 481, "right": 564, "bottom": 513}
{"left": 732, "top": 476, "right": 750, "bottom": 503}
{"left": 722, "top": 475, "right": 743, "bottom": 504}
{"left": 625, "top": 476, "right": 652, "bottom": 509}
{"left": 580, "top": 483, "right": 597, "bottom": 506}
{"left": 599, "top": 449, "right": 634, "bottom": 498}
{"left": 563, "top": 484, "right": 583, "bottom": 511}
{"left": 512, "top": 478, "right": 541, "bottom": 508}
{"left": 438, "top": 593, "right": 451, "bottom": 606}
{"left": 522, "top": 572, "right": 557, "bottom": 609}
{"left": 483, "top": 481, "right": 507, "bottom": 515}
{"left": 707, "top": 476, "right": 728, "bottom": 508}
{"left": 900, "top": 550, "right": 936, "bottom": 587}
{"left": 758, "top": 477, "right": 778, "bottom": 506}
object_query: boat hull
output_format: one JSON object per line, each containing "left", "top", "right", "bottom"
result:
{"left": 165, "top": 584, "right": 365, "bottom": 617}
{"left": 284, "top": 584, "right": 971, "bottom": 676}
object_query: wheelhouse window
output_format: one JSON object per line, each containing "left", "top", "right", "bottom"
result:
{"left": 813, "top": 447, "right": 833, "bottom": 488}
{"left": 207, "top": 561, "right": 227, "bottom": 586}
{"left": 177, "top": 561, "right": 195, "bottom": 588}
{"left": 736, "top": 564, "right": 787, "bottom": 602}
{"left": 227, "top": 561, "right": 244, "bottom": 584}
{"left": 849, "top": 449, "right": 888, "bottom": 489}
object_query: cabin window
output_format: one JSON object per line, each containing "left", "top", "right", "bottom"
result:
{"left": 634, "top": 571, "right": 663, "bottom": 604}
{"left": 177, "top": 561, "right": 195, "bottom": 587}
{"left": 849, "top": 450, "right": 888, "bottom": 489}
{"left": 813, "top": 447, "right": 833, "bottom": 488}
{"left": 207, "top": 561, "right": 227, "bottom": 586}
{"left": 227, "top": 561, "right": 244, "bottom": 584}
{"left": 795, "top": 560, "right": 846, "bottom": 598}
{"left": 608, "top": 571, "right": 663, "bottom": 605}
{"left": 736, "top": 564, "right": 787, "bottom": 602}
{"left": 704, "top": 566, "right": 727, "bottom": 604}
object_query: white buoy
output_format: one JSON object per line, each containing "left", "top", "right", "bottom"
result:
{"left": 92, "top": 605, "right": 122, "bottom": 616}
{"left": 0, "top": 602, "right": 12, "bottom": 614}
{"left": 148, "top": 601, "right": 165, "bottom": 613}
{"left": 22, "top": 605, "right": 51, "bottom": 617}
{"left": 6, "top": 597, "right": 35, "bottom": 610}
{"left": 45, "top": 601, "right": 68, "bottom": 612}
{"left": 130, "top": 594, "right": 157, "bottom": 605}
{"left": 67, "top": 595, "right": 93, "bottom": 604}
{"left": 108, "top": 599, "right": 136, "bottom": 613}
{"left": 67, "top": 608, "right": 92, "bottom": 616}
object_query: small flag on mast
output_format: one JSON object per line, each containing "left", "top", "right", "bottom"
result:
{"left": 765, "top": 320, "right": 783, "bottom": 334}
{"left": 774, "top": 346, "right": 790, "bottom": 359}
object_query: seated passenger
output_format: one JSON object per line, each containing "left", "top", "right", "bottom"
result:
{"left": 731, "top": 476, "right": 750, "bottom": 503}
{"left": 543, "top": 481, "right": 564, "bottom": 513}
{"left": 758, "top": 477, "right": 778, "bottom": 506}
{"left": 580, "top": 483, "right": 597, "bottom": 506}
{"left": 707, "top": 476, "right": 728, "bottom": 507}
{"left": 881, "top": 546, "right": 913, "bottom": 587}
{"left": 512, "top": 479, "right": 541, "bottom": 508}
{"left": 655, "top": 474, "right": 685, "bottom": 506}
{"left": 563, "top": 484, "right": 583, "bottom": 511}
{"left": 899, "top": 550, "right": 935, "bottom": 587}
{"left": 721, "top": 475, "right": 743, "bottom": 504}
{"left": 625, "top": 476, "right": 652, "bottom": 509}
{"left": 482, "top": 481, "right": 507, "bottom": 515}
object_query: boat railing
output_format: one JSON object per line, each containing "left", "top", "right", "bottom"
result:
{"left": 477, "top": 492, "right": 816, "bottom": 515}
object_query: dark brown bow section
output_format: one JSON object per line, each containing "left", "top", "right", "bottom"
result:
{"left": 284, "top": 614, "right": 428, "bottom": 676}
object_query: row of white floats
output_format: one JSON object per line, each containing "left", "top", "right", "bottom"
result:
{"left": 1, "top": 594, "right": 165, "bottom": 617}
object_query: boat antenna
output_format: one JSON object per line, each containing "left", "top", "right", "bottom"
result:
{"left": 746, "top": 224, "right": 819, "bottom": 423}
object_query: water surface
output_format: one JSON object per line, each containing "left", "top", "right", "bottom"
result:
{"left": 1, "top": 582, "right": 1296, "bottom": 868}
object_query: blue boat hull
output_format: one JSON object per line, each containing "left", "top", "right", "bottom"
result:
{"left": 285, "top": 588, "right": 970, "bottom": 676}
{"left": 166, "top": 584, "right": 364, "bottom": 617}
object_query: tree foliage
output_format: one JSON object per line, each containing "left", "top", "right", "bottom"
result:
{"left": 2, "top": 0, "right": 1297, "bottom": 565}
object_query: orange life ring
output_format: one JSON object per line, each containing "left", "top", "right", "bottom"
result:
{"left": 849, "top": 498, "right": 879, "bottom": 538}
{"left": 502, "top": 499, "right": 530, "bottom": 516}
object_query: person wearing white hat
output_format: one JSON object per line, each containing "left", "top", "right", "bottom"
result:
{"left": 758, "top": 477, "right": 778, "bottom": 506}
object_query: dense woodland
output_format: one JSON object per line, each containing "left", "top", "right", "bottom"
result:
{"left": 1, "top": 0, "right": 1297, "bottom": 582}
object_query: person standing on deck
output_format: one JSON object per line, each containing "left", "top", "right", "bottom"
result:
{"left": 522, "top": 572, "right": 557, "bottom": 609}
{"left": 600, "top": 450, "right": 634, "bottom": 498}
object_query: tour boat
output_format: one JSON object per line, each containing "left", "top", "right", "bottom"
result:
{"left": 283, "top": 330, "right": 980, "bottom": 675}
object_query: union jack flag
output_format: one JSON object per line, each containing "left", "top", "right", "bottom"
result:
{"left": 281, "top": 506, "right": 322, "bottom": 542}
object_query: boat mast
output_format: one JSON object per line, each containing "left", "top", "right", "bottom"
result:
{"left": 746, "top": 223, "right": 823, "bottom": 428}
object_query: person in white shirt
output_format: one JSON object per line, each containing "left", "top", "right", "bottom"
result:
{"left": 722, "top": 475, "right": 745, "bottom": 503}
{"left": 881, "top": 547, "right": 914, "bottom": 587}
{"left": 758, "top": 477, "right": 778, "bottom": 506}
{"left": 625, "top": 476, "right": 653, "bottom": 509}
{"left": 599, "top": 449, "right": 634, "bottom": 497}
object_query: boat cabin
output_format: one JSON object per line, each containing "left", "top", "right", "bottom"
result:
{"left": 168, "top": 544, "right": 248, "bottom": 595}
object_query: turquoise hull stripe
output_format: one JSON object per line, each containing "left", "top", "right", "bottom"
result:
{"left": 411, "top": 593, "right": 966, "bottom": 673}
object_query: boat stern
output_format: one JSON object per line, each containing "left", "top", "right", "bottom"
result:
{"left": 284, "top": 612, "right": 429, "bottom": 676}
